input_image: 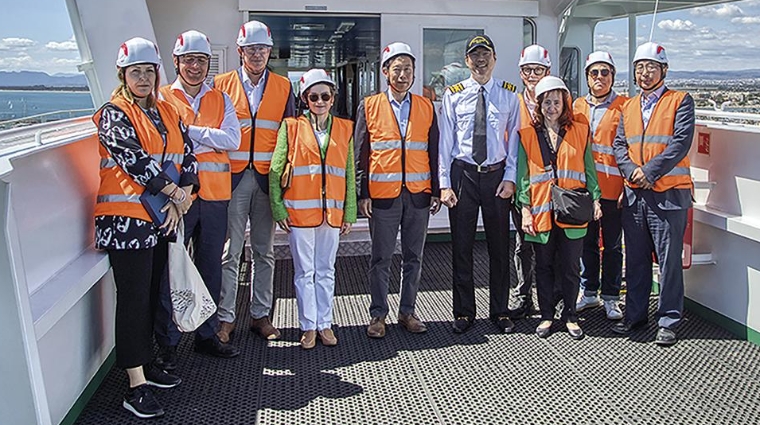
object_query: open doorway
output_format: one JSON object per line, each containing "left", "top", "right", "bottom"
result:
{"left": 249, "top": 13, "right": 381, "bottom": 120}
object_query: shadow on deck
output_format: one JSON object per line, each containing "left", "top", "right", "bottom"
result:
{"left": 74, "top": 241, "right": 760, "bottom": 424}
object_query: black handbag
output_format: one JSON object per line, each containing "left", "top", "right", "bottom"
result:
{"left": 538, "top": 128, "right": 593, "bottom": 225}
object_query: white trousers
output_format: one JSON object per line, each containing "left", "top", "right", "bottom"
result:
{"left": 289, "top": 223, "right": 340, "bottom": 331}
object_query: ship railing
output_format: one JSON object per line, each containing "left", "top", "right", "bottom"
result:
{"left": 695, "top": 108, "right": 760, "bottom": 127}
{"left": 0, "top": 115, "right": 95, "bottom": 157}
{"left": 0, "top": 108, "right": 95, "bottom": 131}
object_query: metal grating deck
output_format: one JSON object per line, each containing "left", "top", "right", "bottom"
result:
{"left": 74, "top": 240, "right": 760, "bottom": 425}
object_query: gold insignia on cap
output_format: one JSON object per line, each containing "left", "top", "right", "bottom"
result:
{"left": 469, "top": 36, "right": 489, "bottom": 46}
{"left": 447, "top": 83, "right": 465, "bottom": 93}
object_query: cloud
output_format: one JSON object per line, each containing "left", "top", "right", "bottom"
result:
{"left": 0, "top": 37, "right": 37, "bottom": 50}
{"left": 658, "top": 19, "right": 696, "bottom": 31}
{"left": 691, "top": 4, "right": 744, "bottom": 18}
{"left": 46, "top": 37, "right": 77, "bottom": 52}
{"left": 731, "top": 16, "right": 760, "bottom": 24}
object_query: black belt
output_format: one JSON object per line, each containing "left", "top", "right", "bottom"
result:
{"left": 453, "top": 158, "right": 505, "bottom": 174}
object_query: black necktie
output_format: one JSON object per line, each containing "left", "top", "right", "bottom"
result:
{"left": 473, "top": 86, "right": 487, "bottom": 165}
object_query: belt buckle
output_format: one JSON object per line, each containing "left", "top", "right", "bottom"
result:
{"left": 475, "top": 163, "right": 488, "bottom": 173}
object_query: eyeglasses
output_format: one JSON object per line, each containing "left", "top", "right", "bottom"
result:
{"left": 589, "top": 68, "right": 611, "bottom": 78}
{"left": 520, "top": 66, "right": 547, "bottom": 76}
{"left": 634, "top": 62, "right": 662, "bottom": 74}
{"left": 179, "top": 56, "right": 209, "bottom": 66}
{"left": 308, "top": 92, "right": 332, "bottom": 103}
{"left": 242, "top": 45, "right": 270, "bottom": 56}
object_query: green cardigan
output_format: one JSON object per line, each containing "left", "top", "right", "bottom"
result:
{"left": 269, "top": 113, "right": 357, "bottom": 224}
{"left": 516, "top": 129, "right": 601, "bottom": 244}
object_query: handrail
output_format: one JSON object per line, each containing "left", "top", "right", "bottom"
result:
{"left": 695, "top": 108, "right": 760, "bottom": 125}
{"left": 0, "top": 116, "right": 95, "bottom": 158}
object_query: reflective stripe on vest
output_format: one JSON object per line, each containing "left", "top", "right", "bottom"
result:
{"left": 364, "top": 92, "right": 434, "bottom": 199}
{"left": 100, "top": 152, "right": 184, "bottom": 169}
{"left": 622, "top": 89, "right": 692, "bottom": 192}
{"left": 573, "top": 95, "right": 627, "bottom": 200}
{"left": 282, "top": 115, "right": 353, "bottom": 228}
{"left": 93, "top": 96, "right": 185, "bottom": 222}
{"left": 214, "top": 69, "right": 290, "bottom": 174}
{"left": 519, "top": 120, "right": 590, "bottom": 232}
{"left": 159, "top": 85, "right": 231, "bottom": 201}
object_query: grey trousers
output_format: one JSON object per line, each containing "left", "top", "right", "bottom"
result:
{"left": 219, "top": 169, "right": 276, "bottom": 322}
{"left": 368, "top": 190, "right": 431, "bottom": 318}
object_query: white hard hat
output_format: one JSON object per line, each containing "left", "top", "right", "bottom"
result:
{"left": 381, "top": 42, "right": 416, "bottom": 67}
{"left": 173, "top": 30, "right": 212, "bottom": 56}
{"left": 116, "top": 37, "right": 161, "bottom": 68}
{"left": 585, "top": 51, "right": 615, "bottom": 71}
{"left": 237, "top": 20, "right": 273, "bottom": 47}
{"left": 519, "top": 44, "right": 551, "bottom": 68}
{"left": 633, "top": 42, "right": 668, "bottom": 65}
{"left": 534, "top": 75, "right": 569, "bottom": 99}
{"left": 300, "top": 69, "right": 335, "bottom": 94}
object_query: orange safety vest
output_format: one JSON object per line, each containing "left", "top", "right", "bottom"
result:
{"left": 282, "top": 115, "right": 353, "bottom": 228}
{"left": 518, "top": 93, "right": 535, "bottom": 130}
{"left": 573, "top": 95, "right": 628, "bottom": 200}
{"left": 213, "top": 69, "right": 290, "bottom": 174}
{"left": 622, "top": 90, "right": 693, "bottom": 192}
{"left": 364, "top": 93, "right": 434, "bottom": 199}
{"left": 159, "top": 85, "right": 231, "bottom": 201}
{"left": 93, "top": 96, "right": 185, "bottom": 222}
{"left": 519, "top": 121, "right": 590, "bottom": 232}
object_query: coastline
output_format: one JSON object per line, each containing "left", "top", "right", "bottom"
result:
{"left": 0, "top": 88, "right": 89, "bottom": 94}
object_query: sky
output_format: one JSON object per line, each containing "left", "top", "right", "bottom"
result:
{"left": 2, "top": 0, "right": 760, "bottom": 75}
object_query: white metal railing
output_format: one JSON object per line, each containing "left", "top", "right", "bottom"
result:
{"left": 0, "top": 116, "right": 96, "bottom": 158}
{"left": 695, "top": 108, "right": 760, "bottom": 126}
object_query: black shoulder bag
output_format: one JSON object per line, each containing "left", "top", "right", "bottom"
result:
{"left": 537, "top": 128, "right": 593, "bottom": 226}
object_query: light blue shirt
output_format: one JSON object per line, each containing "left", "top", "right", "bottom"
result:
{"left": 439, "top": 77, "right": 521, "bottom": 187}
{"left": 241, "top": 68, "right": 268, "bottom": 116}
{"left": 640, "top": 85, "right": 666, "bottom": 129}
{"left": 585, "top": 91, "right": 618, "bottom": 134}
{"left": 387, "top": 89, "right": 410, "bottom": 137}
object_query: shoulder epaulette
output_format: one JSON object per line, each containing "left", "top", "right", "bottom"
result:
{"left": 447, "top": 83, "right": 465, "bottom": 94}
{"left": 501, "top": 81, "right": 517, "bottom": 92}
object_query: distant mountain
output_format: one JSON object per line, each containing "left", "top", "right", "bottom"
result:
{"left": 617, "top": 69, "right": 760, "bottom": 80}
{"left": 0, "top": 71, "right": 87, "bottom": 88}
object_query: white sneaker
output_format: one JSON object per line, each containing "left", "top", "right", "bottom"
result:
{"left": 576, "top": 295, "right": 601, "bottom": 311}
{"left": 604, "top": 300, "right": 623, "bottom": 320}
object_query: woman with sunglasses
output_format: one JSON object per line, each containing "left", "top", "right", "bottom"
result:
{"left": 516, "top": 76, "right": 602, "bottom": 340}
{"left": 93, "top": 37, "right": 198, "bottom": 418}
{"left": 269, "top": 69, "right": 356, "bottom": 349}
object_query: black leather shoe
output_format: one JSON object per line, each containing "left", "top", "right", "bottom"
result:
{"left": 611, "top": 320, "right": 647, "bottom": 335}
{"left": 194, "top": 337, "right": 240, "bottom": 358}
{"left": 536, "top": 323, "right": 552, "bottom": 338}
{"left": 655, "top": 327, "right": 678, "bottom": 346}
{"left": 452, "top": 317, "right": 473, "bottom": 333}
{"left": 155, "top": 345, "right": 177, "bottom": 371}
{"left": 494, "top": 316, "right": 515, "bottom": 333}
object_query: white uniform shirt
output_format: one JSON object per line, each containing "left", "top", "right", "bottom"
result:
{"left": 167, "top": 79, "right": 241, "bottom": 155}
{"left": 439, "top": 77, "right": 521, "bottom": 187}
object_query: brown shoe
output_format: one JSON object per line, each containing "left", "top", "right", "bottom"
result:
{"left": 249, "top": 316, "right": 281, "bottom": 340}
{"left": 217, "top": 321, "right": 235, "bottom": 343}
{"left": 318, "top": 328, "right": 338, "bottom": 346}
{"left": 300, "top": 330, "right": 316, "bottom": 349}
{"left": 398, "top": 313, "right": 428, "bottom": 333}
{"left": 367, "top": 316, "right": 386, "bottom": 338}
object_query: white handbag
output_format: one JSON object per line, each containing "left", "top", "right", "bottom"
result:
{"left": 168, "top": 222, "right": 217, "bottom": 332}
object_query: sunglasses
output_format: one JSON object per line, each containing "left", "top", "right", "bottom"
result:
{"left": 308, "top": 92, "right": 332, "bottom": 102}
{"left": 589, "top": 69, "right": 611, "bottom": 78}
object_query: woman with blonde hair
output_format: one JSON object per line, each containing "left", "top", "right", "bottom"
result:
{"left": 269, "top": 69, "right": 356, "bottom": 349}
{"left": 93, "top": 37, "right": 198, "bottom": 418}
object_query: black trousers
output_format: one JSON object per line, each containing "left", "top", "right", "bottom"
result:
{"left": 108, "top": 240, "right": 168, "bottom": 369}
{"left": 533, "top": 225, "right": 582, "bottom": 322}
{"left": 509, "top": 205, "right": 536, "bottom": 308}
{"left": 448, "top": 162, "right": 511, "bottom": 320}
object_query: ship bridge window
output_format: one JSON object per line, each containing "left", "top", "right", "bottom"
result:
{"left": 422, "top": 28, "right": 484, "bottom": 102}
{"left": 523, "top": 19, "right": 535, "bottom": 47}
{"left": 560, "top": 46, "right": 580, "bottom": 99}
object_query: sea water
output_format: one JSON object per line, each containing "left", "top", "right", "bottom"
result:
{"left": 0, "top": 90, "right": 94, "bottom": 121}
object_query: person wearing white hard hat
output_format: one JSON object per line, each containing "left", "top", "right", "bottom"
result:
{"left": 516, "top": 76, "right": 601, "bottom": 340}
{"left": 611, "top": 42, "right": 695, "bottom": 347}
{"left": 269, "top": 69, "right": 356, "bottom": 349}
{"left": 439, "top": 34, "right": 520, "bottom": 334}
{"left": 93, "top": 36, "right": 199, "bottom": 418}
{"left": 153, "top": 30, "right": 241, "bottom": 367}
{"left": 573, "top": 51, "right": 628, "bottom": 321}
{"left": 214, "top": 20, "right": 296, "bottom": 342}
{"left": 355, "top": 42, "right": 440, "bottom": 338}
{"left": 507, "top": 44, "right": 552, "bottom": 320}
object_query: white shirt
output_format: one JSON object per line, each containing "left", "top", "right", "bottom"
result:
{"left": 241, "top": 68, "right": 268, "bottom": 116}
{"left": 168, "top": 79, "right": 241, "bottom": 155}
{"left": 439, "top": 77, "right": 521, "bottom": 187}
